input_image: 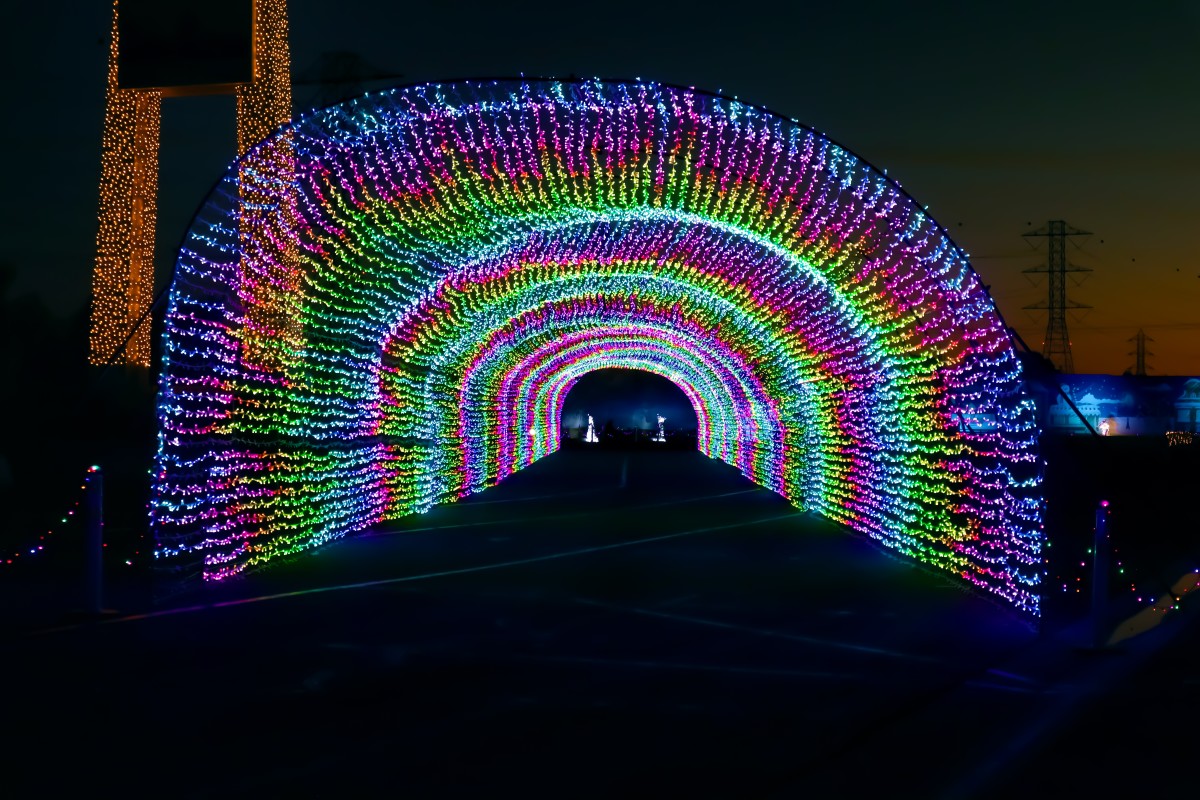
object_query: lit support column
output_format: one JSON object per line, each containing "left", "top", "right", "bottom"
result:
{"left": 89, "top": 0, "right": 293, "bottom": 369}
{"left": 234, "top": 0, "right": 300, "bottom": 382}
{"left": 89, "top": 1, "right": 161, "bottom": 367}
{"left": 236, "top": 0, "right": 293, "bottom": 156}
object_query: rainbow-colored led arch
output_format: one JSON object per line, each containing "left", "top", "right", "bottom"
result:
{"left": 154, "top": 80, "right": 1043, "bottom": 616}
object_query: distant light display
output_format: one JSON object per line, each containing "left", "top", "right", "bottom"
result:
{"left": 153, "top": 80, "right": 1043, "bottom": 616}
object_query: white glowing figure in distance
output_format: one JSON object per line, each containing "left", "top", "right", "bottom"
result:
{"left": 585, "top": 414, "right": 599, "bottom": 443}
{"left": 652, "top": 414, "right": 667, "bottom": 443}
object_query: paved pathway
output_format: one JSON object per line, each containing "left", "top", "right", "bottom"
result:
{"left": 13, "top": 450, "right": 1183, "bottom": 796}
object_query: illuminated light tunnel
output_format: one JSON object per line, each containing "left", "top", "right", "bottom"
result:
{"left": 154, "top": 79, "right": 1043, "bottom": 616}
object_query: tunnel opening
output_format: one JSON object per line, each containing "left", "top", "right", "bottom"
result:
{"left": 560, "top": 368, "right": 700, "bottom": 450}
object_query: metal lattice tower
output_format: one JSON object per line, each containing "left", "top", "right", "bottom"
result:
{"left": 1023, "top": 220, "right": 1092, "bottom": 373}
{"left": 1128, "top": 328, "right": 1153, "bottom": 375}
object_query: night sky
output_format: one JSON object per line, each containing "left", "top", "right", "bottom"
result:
{"left": 3, "top": 1, "right": 1197, "bottom": 374}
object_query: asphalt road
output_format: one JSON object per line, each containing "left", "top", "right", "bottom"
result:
{"left": 7, "top": 449, "right": 1046, "bottom": 797}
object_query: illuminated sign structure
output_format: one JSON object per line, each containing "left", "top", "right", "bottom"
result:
{"left": 90, "top": 0, "right": 289, "bottom": 367}
{"left": 153, "top": 80, "right": 1043, "bottom": 617}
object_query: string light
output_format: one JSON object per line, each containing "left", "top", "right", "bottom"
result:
{"left": 153, "top": 80, "right": 1044, "bottom": 617}
{"left": 1054, "top": 503, "right": 1197, "bottom": 613}
{"left": 3, "top": 467, "right": 102, "bottom": 568}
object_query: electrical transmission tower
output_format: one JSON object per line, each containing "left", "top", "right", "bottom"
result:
{"left": 1023, "top": 220, "right": 1092, "bottom": 373}
{"left": 1127, "top": 328, "right": 1153, "bottom": 376}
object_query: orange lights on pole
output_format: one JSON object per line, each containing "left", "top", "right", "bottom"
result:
{"left": 89, "top": 0, "right": 291, "bottom": 368}
{"left": 89, "top": 4, "right": 161, "bottom": 367}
